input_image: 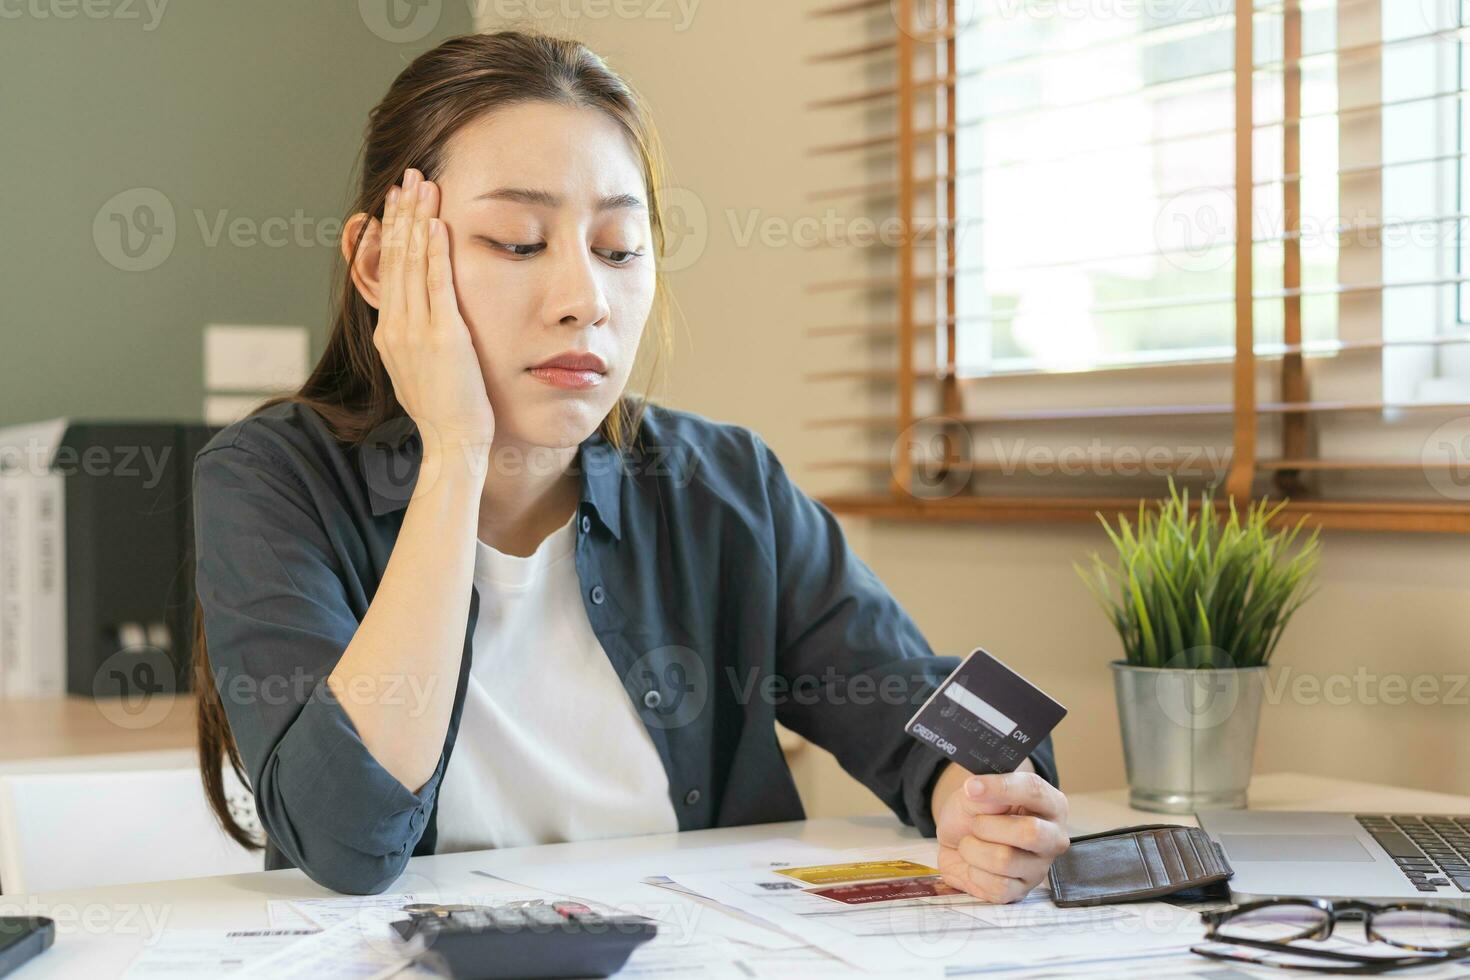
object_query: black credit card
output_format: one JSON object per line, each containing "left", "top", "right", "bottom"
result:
{"left": 904, "top": 648, "right": 1066, "bottom": 775}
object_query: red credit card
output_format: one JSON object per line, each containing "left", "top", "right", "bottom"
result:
{"left": 808, "top": 876, "right": 963, "bottom": 905}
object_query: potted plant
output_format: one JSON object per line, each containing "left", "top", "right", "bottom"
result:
{"left": 1077, "top": 480, "right": 1321, "bottom": 813}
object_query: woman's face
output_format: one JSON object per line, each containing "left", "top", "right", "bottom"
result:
{"left": 410, "top": 102, "right": 657, "bottom": 451}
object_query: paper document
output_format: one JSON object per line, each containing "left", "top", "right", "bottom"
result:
{"left": 483, "top": 837, "right": 839, "bottom": 950}
{"left": 668, "top": 842, "right": 1204, "bottom": 973}
{"left": 620, "top": 933, "right": 939, "bottom": 979}
{"left": 264, "top": 901, "right": 322, "bottom": 931}
{"left": 247, "top": 885, "right": 564, "bottom": 979}
{"left": 269, "top": 892, "right": 420, "bottom": 931}
{"left": 955, "top": 943, "right": 1470, "bottom": 979}
{"left": 122, "top": 928, "right": 320, "bottom": 978}
{"left": 233, "top": 914, "right": 413, "bottom": 980}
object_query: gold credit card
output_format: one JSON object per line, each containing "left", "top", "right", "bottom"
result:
{"left": 774, "top": 860, "right": 939, "bottom": 886}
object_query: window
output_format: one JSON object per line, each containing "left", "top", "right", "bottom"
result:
{"left": 803, "top": 0, "right": 1470, "bottom": 531}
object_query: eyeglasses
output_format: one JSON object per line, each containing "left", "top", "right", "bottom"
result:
{"left": 1192, "top": 898, "right": 1470, "bottom": 974}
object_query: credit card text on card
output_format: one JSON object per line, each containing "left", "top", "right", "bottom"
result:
{"left": 904, "top": 648, "right": 1066, "bottom": 775}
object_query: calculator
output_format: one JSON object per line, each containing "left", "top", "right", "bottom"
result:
{"left": 0, "top": 918, "right": 54, "bottom": 979}
{"left": 389, "top": 901, "right": 657, "bottom": 979}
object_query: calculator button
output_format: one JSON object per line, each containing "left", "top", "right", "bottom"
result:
{"left": 553, "top": 902, "right": 592, "bottom": 917}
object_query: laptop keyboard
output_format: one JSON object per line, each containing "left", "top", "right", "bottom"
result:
{"left": 1356, "top": 815, "right": 1470, "bottom": 893}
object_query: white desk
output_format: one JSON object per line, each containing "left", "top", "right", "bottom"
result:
{"left": 6, "top": 772, "right": 1470, "bottom": 978}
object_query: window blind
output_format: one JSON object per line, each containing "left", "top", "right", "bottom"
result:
{"left": 803, "top": 0, "right": 1470, "bottom": 531}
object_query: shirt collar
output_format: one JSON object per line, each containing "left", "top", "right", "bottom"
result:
{"left": 360, "top": 420, "right": 625, "bottom": 540}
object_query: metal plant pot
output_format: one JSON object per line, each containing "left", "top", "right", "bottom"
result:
{"left": 1111, "top": 661, "right": 1267, "bottom": 814}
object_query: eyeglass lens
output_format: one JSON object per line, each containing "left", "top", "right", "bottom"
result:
{"left": 1370, "top": 909, "right": 1470, "bottom": 951}
{"left": 1215, "top": 903, "right": 1331, "bottom": 943}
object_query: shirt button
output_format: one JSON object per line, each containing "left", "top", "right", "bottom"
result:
{"left": 643, "top": 689, "right": 661, "bottom": 709}
{"left": 580, "top": 514, "right": 591, "bottom": 534}
{"left": 590, "top": 585, "right": 605, "bottom": 605}
{"left": 684, "top": 789, "right": 701, "bottom": 807}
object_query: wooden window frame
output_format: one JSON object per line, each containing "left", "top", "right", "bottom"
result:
{"left": 807, "top": 0, "right": 1470, "bottom": 533}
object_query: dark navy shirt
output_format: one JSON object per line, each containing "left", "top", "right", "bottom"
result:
{"left": 192, "top": 398, "right": 1058, "bottom": 895}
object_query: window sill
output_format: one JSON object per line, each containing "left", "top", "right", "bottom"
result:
{"left": 818, "top": 494, "right": 1470, "bottom": 533}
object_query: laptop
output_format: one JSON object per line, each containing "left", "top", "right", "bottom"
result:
{"left": 1197, "top": 810, "right": 1470, "bottom": 906}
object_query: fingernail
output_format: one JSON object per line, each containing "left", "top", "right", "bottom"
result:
{"left": 966, "top": 778, "right": 986, "bottom": 798}
{"left": 418, "top": 181, "right": 431, "bottom": 200}
{"left": 387, "top": 187, "right": 398, "bottom": 207}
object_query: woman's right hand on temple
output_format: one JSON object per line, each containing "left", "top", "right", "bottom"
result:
{"left": 372, "top": 167, "right": 495, "bottom": 456}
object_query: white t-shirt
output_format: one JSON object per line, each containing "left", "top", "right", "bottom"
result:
{"left": 433, "top": 514, "right": 680, "bottom": 854}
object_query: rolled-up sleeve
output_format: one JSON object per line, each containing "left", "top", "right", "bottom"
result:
{"left": 193, "top": 440, "right": 444, "bottom": 894}
{"left": 757, "top": 435, "right": 1058, "bottom": 839}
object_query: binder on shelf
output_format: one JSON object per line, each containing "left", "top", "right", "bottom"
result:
{"left": 0, "top": 472, "right": 22, "bottom": 698}
{"left": 0, "top": 420, "right": 69, "bottom": 699}
{"left": 0, "top": 473, "right": 63, "bottom": 698}
{"left": 32, "top": 471, "right": 66, "bottom": 696}
{"left": 0, "top": 419, "right": 221, "bottom": 699}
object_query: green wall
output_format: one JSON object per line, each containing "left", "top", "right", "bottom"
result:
{"left": 0, "top": 0, "right": 476, "bottom": 424}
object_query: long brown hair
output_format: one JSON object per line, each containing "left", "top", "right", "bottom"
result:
{"left": 195, "top": 29, "right": 676, "bottom": 849}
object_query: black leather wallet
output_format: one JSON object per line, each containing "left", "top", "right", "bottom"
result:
{"left": 1047, "top": 824, "right": 1234, "bottom": 907}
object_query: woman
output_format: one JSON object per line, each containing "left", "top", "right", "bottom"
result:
{"left": 191, "top": 29, "right": 1068, "bottom": 897}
